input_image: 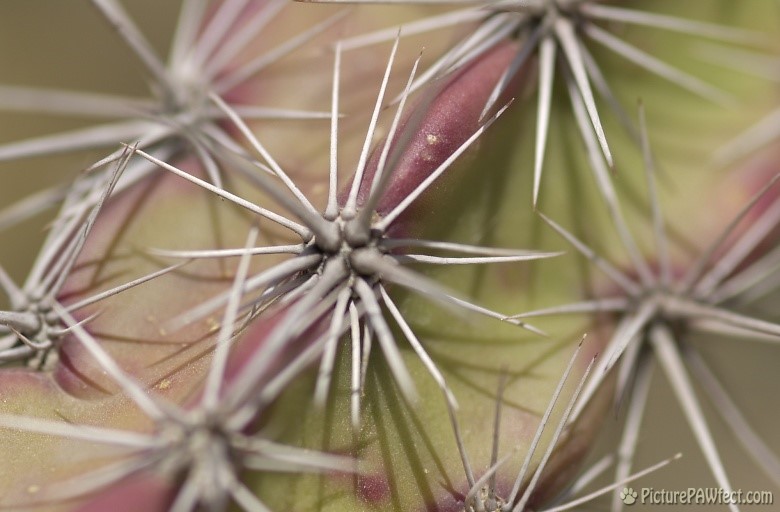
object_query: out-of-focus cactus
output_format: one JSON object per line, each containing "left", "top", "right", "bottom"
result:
{"left": 0, "top": 1, "right": 778, "bottom": 512}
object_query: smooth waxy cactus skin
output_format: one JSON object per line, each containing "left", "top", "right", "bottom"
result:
{"left": 0, "top": 1, "right": 779, "bottom": 512}
{"left": 353, "top": 42, "right": 526, "bottom": 219}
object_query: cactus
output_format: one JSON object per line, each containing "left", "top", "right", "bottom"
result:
{"left": 0, "top": 1, "right": 778, "bottom": 511}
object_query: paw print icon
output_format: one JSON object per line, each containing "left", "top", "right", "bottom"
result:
{"left": 621, "top": 487, "right": 639, "bottom": 506}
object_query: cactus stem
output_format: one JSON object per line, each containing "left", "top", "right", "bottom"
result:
{"left": 330, "top": 0, "right": 758, "bottom": 205}
{"left": 0, "top": 0, "right": 340, "bottom": 234}
{"left": 505, "top": 110, "right": 780, "bottom": 496}
{"left": 126, "top": 42, "right": 558, "bottom": 427}
{"left": 0, "top": 228, "right": 356, "bottom": 511}
{"left": 0, "top": 147, "right": 181, "bottom": 369}
{"left": 441, "top": 336, "right": 607, "bottom": 512}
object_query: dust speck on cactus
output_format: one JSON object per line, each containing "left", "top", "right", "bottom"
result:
{"left": 127, "top": 36, "right": 558, "bottom": 429}
{"left": 323, "top": 0, "right": 768, "bottom": 205}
